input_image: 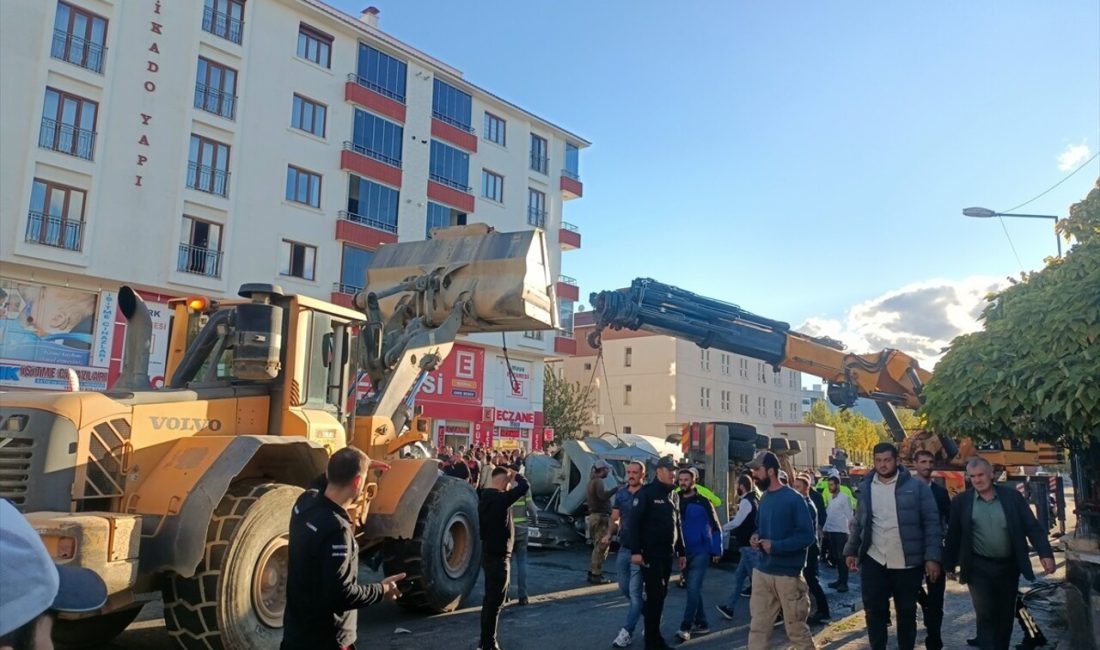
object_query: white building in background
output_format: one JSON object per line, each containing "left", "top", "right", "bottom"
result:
{"left": 0, "top": 0, "right": 588, "bottom": 451}
{"left": 802, "top": 383, "right": 826, "bottom": 413}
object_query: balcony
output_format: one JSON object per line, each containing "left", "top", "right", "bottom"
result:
{"left": 431, "top": 115, "right": 477, "bottom": 152}
{"left": 330, "top": 282, "right": 360, "bottom": 309}
{"left": 50, "top": 29, "right": 106, "bottom": 73}
{"left": 336, "top": 211, "right": 398, "bottom": 249}
{"left": 530, "top": 153, "right": 549, "bottom": 175}
{"left": 186, "top": 161, "right": 230, "bottom": 197}
{"left": 560, "top": 221, "right": 581, "bottom": 250}
{"left": 427, "top": 176, "right": 475, "bottom": 213}
{"left": 177, "top": 243, "right": 222, "bottom": 278}
{"left": 194, "top": 83, "right": 237, "bottom": 120}
{"left": 25, "top": 212, "right": 83, "bottom": 252}
{"left": 554, "top": 335, "right": 578, "bottom": 356}
{"left": 201, "top": 6, "right": 243, "bottom": 45}
{"left": 560, "top": 169, "right": 583, "bottom": 200}
{"left": 527, "top": 207, "right": 547, "bottom": 229}
{"left": 556, "top": 275, "right": 579, "bottom": 302}
{"left": 39, "top": 119, "right": 95, "bottom": 161}
{"left": 345, "top": 74, "right": 406, "bottom": 123}
{"left": 341, "top": 141, "right": 402, "bottom": 188}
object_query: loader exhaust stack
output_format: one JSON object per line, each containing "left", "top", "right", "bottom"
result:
{"left": 112, "top": 285, "right": 153, "bottom": 390}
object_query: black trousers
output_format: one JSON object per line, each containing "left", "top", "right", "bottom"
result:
{"left": 916, "top": 568, "right": 946, "bottom": 649}
{"left": 826, "top": 532, "right": 849, "bottom": 586}
{"left": 480, "top": 551, "right": 510, "bottom": 647}
{"left": 860, "top": 556, "right": 923, "bottom": 650}
{"left": 803, "top": 541, "right": 830, "bottom": 617}
{"left": 641, "top": 554, "right": 672, "bottom": 649}
{"left": 967, "top": 555, "right": 1020, "bottom": 650}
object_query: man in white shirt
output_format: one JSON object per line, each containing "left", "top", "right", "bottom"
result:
{"left": 822, "top": 476, "right": 853, "bottom": 592}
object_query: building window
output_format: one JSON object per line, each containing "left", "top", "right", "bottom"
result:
{"left": 194, "top": 57, "right": 237, "bottom": 120}
{"left": 484, "top": 112, "right": 506, "bottom": 146}
{"left": 481, "top": 170, "right": 504, "bottom": 203}
{"left": 559, "top": 298, "right": 575, "bottom": 337}
{"left": 527, "top": 188, "right": 546, "bottom": 228}
{"left": 429, "top": 140, "right": 470, "bottom": 191}
{"left": 339, "top": 244, "right": 374, "bottom": 293}
{"left": 178, "top": 216, "right": 222, "bottom": 277}
{"left": 345, "top": 175, "right": 398, "bottom": 233}
{"left": 624, "top": 347, "right": 632, "bottom": 367}
{"left": 280, "top": 239, "right": 316, "bottom": 280}
{"left": 757, "top": 397, "right": 766, "bottom": 416}
{"left": 700, "top": 349, "right": 710, "bottom": 371}
{"left": 739, "top": 394, "right": 749, "bottom": 415}
{"left": 26, "top": 179, "right": 84, "bottom": 251}
{"left": 624, "top": 385, "right": 632, "bottom": 406}
{"left": 721, "top": 390, "right": 731, "bottom": 412}
{"left": 700, "top": 387, "right": 710, "bottom": 409}
{"left": 352, "top": 109, "right": 403, "bottom": 167}
{"left": 523, "top": 330, "right": 544, "bottom": 341}
{"left": 622, "top": 426, "right": 632, "bottom": 434}
{"left": 790, "top": 402, "right": 799, "bottom": 420}
{"left": 202, "top": 0, "right": 244, "bottom": 45}
{"left": 774, "top": 400, "right": 782, "bottom": 419}
{"left": 530, "top": 134, "right": 548, "bottom": 174}
{"left": 432, "top": 79, "right": 473, "bottom": 132}
{"left": 739, "top": 358, "right": 749, "bottom": 378}
{"left": 564, "top": 142, "right": 580, "bottom": 180}
{"left": 39, "top": 88, "right": 97, "bottom": 160}
{"left": 355, "top": 43, "right": 406, "bottom": 102}
{"left": 773, "top": 368, "right": 781, "bottom": 385}
{"left": 720, "top": 353, "right": 730, "bottom": 375}
{"left": 187, "top": 134, "right": 230, "bottom": 197}
{"left": 426, "top": 202, "right": 466, "bottom": 237}
{"left": 291, "top": 94, "right": 326, "bottom": 137}
{"left": 285, "top": 166, "right": 321, "bottom": 208}
{"left": 584, "top": 362, "right": 593, "bottom": 371}
{"left": 789, "top": 371, "right": 798, "bottom": 388}
{"left": 297, "top": 24, "right": 332, "bottom": 68}
{"left": 758, "top": 362, "right": 766, "bottom": 383}
{"left": 52, "top": 2, "right": 107, "bottom": 73}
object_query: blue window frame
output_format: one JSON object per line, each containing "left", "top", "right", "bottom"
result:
{"left": 352, "top": 109, "right": 402, "bottom": 167}
{"left": 564, "top": 143, "right": 580, "bottom": 179}
{"left": 425, "top": 202, "right": 466, "bottom": 238}
{"left": 429, "top": 140, "right": 469, "bottom": 192}
{"left": 340, "top": 244, "right": 374, "bottom": 291}
{"left": 432, "top": 79, "right": 472, "bottom": 132}
{"left": 356, "top": 43, "right": 406, "bottom": 103}
{"left": 346, "top": 175, "right": 398, "bottom": 232}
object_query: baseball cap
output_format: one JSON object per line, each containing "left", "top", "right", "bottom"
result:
{"left": 746, "top": 450, "right": 780, "bottom": 471}
{"left": 0, "top": 500, "right": 108, "bottom": 636}
{"left": 655, "top": 456, "right": 677, "bottom": 471}
{"left": 592, "top": 459, "right": 610, "bottom": 470}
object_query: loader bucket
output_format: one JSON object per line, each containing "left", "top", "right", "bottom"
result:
{"left": 362, "top": 224, "right": 559, "bottom": 333}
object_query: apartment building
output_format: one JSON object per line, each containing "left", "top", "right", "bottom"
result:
{"left": 0, "top": 0, "right": 588, "bottom": 450}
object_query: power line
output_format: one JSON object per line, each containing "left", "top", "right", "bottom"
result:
{"left": 996, "top": 215, "right": 1025, "bottom": 270}
{"left": 1001, "top": 151, "right": 1100, "bottom": 213}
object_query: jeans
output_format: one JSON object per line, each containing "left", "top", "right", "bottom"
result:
{"left": 616, "top": 548, "right": 644, "bottom": 634}
{"left": 725, "top": 546, "right": 760, "bottom": 611}
{"left": 825, "top": 532, "right": 849, "bottom": 586}
{"left": 511, "top": 541, "right": 529, "bottom": 599}
{"left": 680, "top": 553, "right": 710, "bottom": 630}
{"left": 967, "top": 555, "right": 1019, "bottom": 650}
{"left": 480, "top": 552, "right": 510, "bottom": 647}
{"left": 803, "top": 542, "right": 830, "bottom": 618}
{"left": 916, "top": 566, "right": 946, "bottom": 649}
{"left": 641, "top": 553, "right": 672, "bottom": 649}
{"left": 860, "top": 556, "right": 923, "bottom": 650}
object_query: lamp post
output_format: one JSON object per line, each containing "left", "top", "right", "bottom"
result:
{"left": 962, "top": 207, "right": 1062, "bottom": 257}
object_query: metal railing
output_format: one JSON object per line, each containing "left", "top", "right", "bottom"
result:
{"left": 429, "top": 173, "right": 470, "bottom": 193}
{"left": 558, "top": 274, "right": 578, "bottom": 285}
{"left": 194, "top": 83, "right": 237, "bottom": 120}
{"left": 431, "top": 111, "right": 474, "bottom": 134}
{"left": 25, "top": 212, "right": 83, "bottom": 251}
{"left": 201, "top": 6, "right": 243, "bottom": 45}
{"left": 527, "top": 207, "right": 547, "bottom": 228}
{"left": 346, "top": 73, "right": 405, "bottom": 103}
{"left": 177, "top": 243, "right": 222, "bottom": 277}
{"left": 38, "top": 119, "right": 95, "bottom": 160}
{"left": 50, "top": 29, "right": 106, "bottom": 73}
{"left": 561, "top": 168, "right": 581, "bottom": 181}
{"left": 337, "top": 210, "right": 398, "bottom": 234}
{"left": 561, "top": 221, "right": 579, "bottom": 232}
{"left": 342, "top": 140, "right": 401, "bottom": 169}
{"left": 186, "top": 161, "right": 230, "bottom": 197}
{"left": 331, "top": 282, "right": 362, "bottom": 295}
{"left": 530, "top": 153, "right": 549, "bottom": 174}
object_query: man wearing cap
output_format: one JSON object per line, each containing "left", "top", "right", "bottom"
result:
{"left": 0, "top": 499, "right": 109, "bottom": 650}
{"left": 744, "top": 451, "right": 817, "bottom": 650}
{"left": 586, "top": 459, "right": 619, "bottom": 584}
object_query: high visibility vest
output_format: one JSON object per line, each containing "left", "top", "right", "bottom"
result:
{"left": 513, "top": 495, "right": 530, "bottom": 524}
{"left": 676, "top": 484, "right": 722, "bottom": 508}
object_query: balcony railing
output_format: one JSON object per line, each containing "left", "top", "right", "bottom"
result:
{"left": 201, "top": 6, "right": 243, "bottom": 45}
{"left": 25, "top": 212, "right": 83, "bottom": 251}
{"left": 527, "top": 207, "right": 547, "bottom": 229}
{"left": 177, "top": 243, "right": 222, "bottom": 277}
{"left": 429, "top": 173, "right": 470, "bottom": 193}
{"left": 338, "top": 210, "right": 398, "bottom": 234}
{"left": 558, "top": 274, "right": 578, "bottom": 286}
{"left": 346, "top": 73, "right": 405, "bottom": 103}
{"left": 332, "top": 282, "right": 362, "bottom": 295}
{"left": 343, "top": 140, "right": 401, "bottom": 169}
{"left": 561, "top": 221, "right": 579, "bottom": 232}
{"left": 38, "top": 118, "right": 95, "bottom": 160}
{"left": 50, "top": 29, "right": 106, "bottom": 73}
{"left": 431, "top": 111, "right": 474, "bottom": 134}
{"left": 186, "top": 161, "right": 230, "bottom": 197}
{"left": 562, "top": 168, "right": 580, "bottom": 181}
{"left": 530, "top": 153, "right": 549, "bottom": 174}
{"left": 194, "top": 83, "right": 237, "bottom": 120}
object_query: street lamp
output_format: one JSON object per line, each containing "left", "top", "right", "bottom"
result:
{"left": 962, "top": 207, "right": 1062, "bottom": 257}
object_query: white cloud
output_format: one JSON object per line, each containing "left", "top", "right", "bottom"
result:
{"left": 797, "top": 276, "right": 1008, "bottom": 369}
{"left": 1057, "top": 141, "right": 1090, "bottom": 171}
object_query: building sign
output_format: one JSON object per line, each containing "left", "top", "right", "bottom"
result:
{"left": 494, "top": 409, "right": 535, "bottom": 429}
{"left": 543, "top": 426, "right": 555, "bottom": 441}
{"left": 473, "top": 421, "right": 494, "bottom": 447}
{"left": 0, "top": 280, "right": 102, "bottom": 368}
{"left": 135, "top": 0, "right": 165, "bottom": 188}
{"left": 357, "top": 343, "right": 484, "bottom": 404}
{"left": 92, "top": 291, "right": 117, "bottom": 368}
{"left": 497, "top": 428, "right": 522, "bottom": 438}
{"left": 506, "top": 359, "right": 531, "bottom": 399}
{"left": 0, "top": 361, "right": 108, "bottom": 391}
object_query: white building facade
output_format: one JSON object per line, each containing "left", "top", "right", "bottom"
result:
{"left": 0, "top": 0, "right": 588, "bottom": 450}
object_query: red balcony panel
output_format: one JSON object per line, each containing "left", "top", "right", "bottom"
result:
{"left": 556, "top": 281, "right": 579, "bottom": 302}
{"left": 427, "top": 180, "right": 475, "bottom": 213}
{"left": 559, "top": 227, "right": 581, "bottom": 251}
{"left": 340, "top": 149, "right": 402, "bottom": 188}
{"left": 560, "top": 175, "right": 583, "bottom": 199}
{"left": 431, "top": 118, "right": 477, "bottom": 152}
{"left": 345, "top": 81, "right": 406, "bottom": 123}
{"left": 554, "top": 335, "right": 578, "bottom": 356}
{"left": 335, "top": 218, "right": 398, "bottom": 249}
{"left": 330, "top": 292, "right": 355, "bottom": 309}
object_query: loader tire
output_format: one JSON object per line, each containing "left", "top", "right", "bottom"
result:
{"left": 383, "top": 476, "right": 481, "bottom": 613}
{"left": 54, "top": 606, "right": 142, "bottom": 649}
{"left": 755, "top": 434, "right": 770, "bottom": 449}
{"left": 729, "top": 440, "right": 757, "bottom": 463}
{"left": 163, "top": 481, "right": 302, "bottom": 650}
{"left": 769, "top": 437, "right": 790, "bottom": 453}
{"left": 724, "top": 422, "right": 757, "bottom": 443}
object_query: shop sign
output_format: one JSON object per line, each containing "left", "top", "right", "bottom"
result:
{"left": 357, "top": 344, "right": 484, "bottom": 404}
{"left": 473, "top": 421, "right": 494, "bottom": 447}
{"left": 543, "top": 426, "right": 555, "bottom": 441}
{"left": 494, "top": 409, "right": 535, "bottom": 429}
{"left": 0, "top": 360, "right": 108, "bottom": 391}
{"left": 505, "top": 359, "right": 531, "bottom": 399}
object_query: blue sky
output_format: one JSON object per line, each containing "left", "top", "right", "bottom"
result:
{"left": 332, "top": 0, "right": 1099, "bottom": 364}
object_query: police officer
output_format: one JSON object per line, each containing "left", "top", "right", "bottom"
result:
{"left": 625, "top": 456, "right": 685, "bottom": 650}
{"left": 282, "top": 447, "right": 406, "bottom": 650}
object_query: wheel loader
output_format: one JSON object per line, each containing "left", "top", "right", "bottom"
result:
{"left": 0, "top": 224, "right": 557, "bottom": 649}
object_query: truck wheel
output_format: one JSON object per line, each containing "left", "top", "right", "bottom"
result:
{"left": 724, "top": 422, "right": 758, "bottom": 443}
{"left": 729, "top": 440, "right": 757, "bottom": 462}
{"left": 755, "top": 434, "right": 769, "bottom": 449}
{"left": 383, "top": 476, "right": 481, "bottom": 613}
{"left": 163, "top": 481, "right": 302, "bottom": 650}
{"left": 54, "top": 607, "right": 142, "bottom": 649}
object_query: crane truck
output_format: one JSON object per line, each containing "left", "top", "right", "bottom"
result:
{"left": 0, "top": 224, "right": 558, "bottom": 650}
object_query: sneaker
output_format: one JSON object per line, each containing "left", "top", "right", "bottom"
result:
{"left": 741, "top": 586, "right": 752, "bottom": 597}
{"left": 808, "top": 613, "right": 831, "bottom": 626}
{"left": 826, "top": 580, "right": 841, "bottom": 588}
{"left": 690, "top": 624, "right": 710, "bottom": 635}
{"left": 588, "top": 572, "right": 611, "bottom": 585}
{"left": 716, "top": 605, "right": 735, "bottom": 620}
{"left": 612, "top": 628, "right": 632, "bottom": 647}
{"left": 517, "top": 597, "right": 528, "bottom": 606}
{"left": 675, "top": 629, "right": 691, "bottom": 642}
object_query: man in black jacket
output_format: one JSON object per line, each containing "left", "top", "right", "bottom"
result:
{"left": 625, "top": 456, "right": 686, "bottom": 650}
{"left": 282, "top": 447, "right": 405, "bottom": 650}
{"left": 478, "top": 465, "right": 529, "bottom": 650}
{"left": 912, "top": 449, "right": 951, "bottom": 650}
{"left": 943, "top": 458, "right": 1055, "bottom": 650}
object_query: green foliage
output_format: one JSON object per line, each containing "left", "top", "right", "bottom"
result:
{"left": 542, "top": 365, "right": 596, "bottom": 445}
{"left": 803, "top": 400, "right": 882, "bottom": 456}
{"left": 922, "top": 179, "right": 1100, "bottom": 444}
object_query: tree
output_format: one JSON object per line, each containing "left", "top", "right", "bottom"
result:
{"left": 804, "top": 400, "right": 882, "bottom": 458}
{"left": 922, "top": 179, "right": 1100, "bottom": 445}
{"left": 542, "top": 365, "right": 597, "bottom": 446}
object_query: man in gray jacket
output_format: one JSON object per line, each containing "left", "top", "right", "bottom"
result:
{"left": 844, "top": 442, "right": 942, "bottom": 650}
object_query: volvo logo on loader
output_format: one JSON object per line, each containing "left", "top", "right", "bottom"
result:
{"left": 150, "top": 416, "right": 223, "bottom": 432}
